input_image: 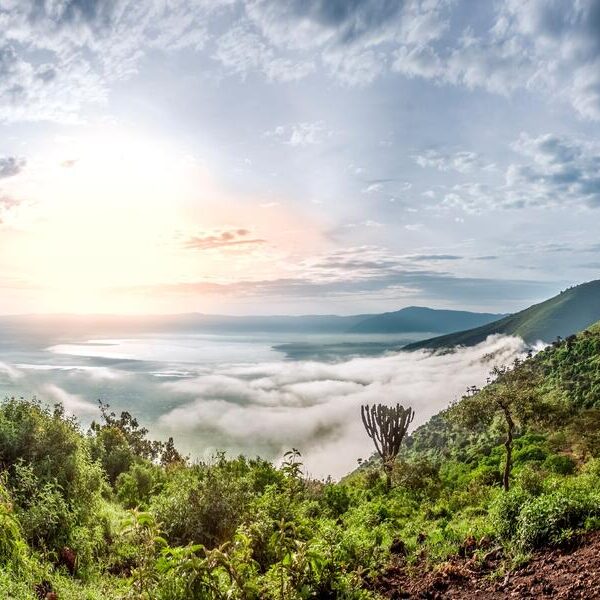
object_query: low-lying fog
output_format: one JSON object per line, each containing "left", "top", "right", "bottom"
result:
{"left": 0, "top": 324, "right": 529, "bottom": 478}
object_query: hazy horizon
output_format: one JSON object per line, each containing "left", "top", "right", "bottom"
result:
{"left": 0, "top": 303, "right": 510, "bottom": 318}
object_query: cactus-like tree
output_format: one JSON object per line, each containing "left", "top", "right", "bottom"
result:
{"left": 361, "top": 403, "right": 415, "bottom": 489}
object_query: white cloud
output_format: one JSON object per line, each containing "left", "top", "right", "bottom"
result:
{"left": 362, "top": 182, "right": 383, "bottom": 193}
{"left": 41, "top": 383, "right": 98, "bottom": 416}
{"left": 414, "top": 149, "right": 494, "bottom": 173}
{"left": 265, "top": 121, "right": 330, "bottom": 146}
{"left": 223, "top": 0, "right": 448, "bottom": 85}
{"left": 505, "top": 133, "right": 600, "bottom": 208}
{"left": 426, "top": 133, "right": 600, "bottom": 213}
{"left": 394, "top": 0, "right": 600, "bottom": 120}
{"left": 2, "top": 1, "right": 599, "bottom": 121}
{"left": 238, "top": 0, "right": 600, "bottom": 119}
{"left": 158, "top": 335, "right": 529, "bottom": 478}
{"left": 0, "top": 361, "right": 23, "bottom": 381}
{"left": 214, "top": 23, "right": 314, "bottom": 82}
{"left": 0, "top": 0, "right": 228, "bottom": 122}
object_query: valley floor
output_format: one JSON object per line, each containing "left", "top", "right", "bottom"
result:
{"left": 376, "top": 530, "right": 600, "bottom": 599}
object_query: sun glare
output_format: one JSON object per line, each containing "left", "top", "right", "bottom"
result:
{"left": 6, "top": 129, "right": 322, "bottom": 314}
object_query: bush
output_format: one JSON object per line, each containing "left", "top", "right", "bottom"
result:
{"left": 116, "top": 462, "right": 165, "bottom": 509}
{"left": 490, "top": 487, "right": 531, "bottom": 541}
{"left": 515, "top": 481, "right": 600, "bottom": 548}
{"left": 0, "top": 481, "right": 28, "bottom": 571}
{"left": 516, "top": 465, "right": 545, "bottom": 496}
{"left": 151, "top": 457, "right": 277, "bottom": 548}
{"left": 89, "top": 427, "right": 135, "bottom": 485}
{"left": 513, "top": 445, "right": 548, "bottom": 465}
{"left": 543, "top": 454, "right": 576, "bottom": 475}
{"left": 321, "top": 484, "right": 351, "bottom": 517}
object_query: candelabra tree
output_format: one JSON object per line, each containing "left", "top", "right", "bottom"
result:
{"left": 361, "top": 403, "right": 415, "bottom": 490}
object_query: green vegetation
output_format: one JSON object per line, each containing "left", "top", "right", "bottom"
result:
{"left": 0, "top": 323, "right": 599, "bottom": 598}
{"left": 405, "top": 278, "right": 600, "bottom": 350}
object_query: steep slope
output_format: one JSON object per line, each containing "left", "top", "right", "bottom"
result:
{"left": 404, "top": 279, "right": 600, "bottom": 350}
{"left": 373, "top": 321, "right": 600, "bottom": 598}
{"left": 347, "top": 306, "right": 504, "bottom": 334}
{"left": 377, "top": 530, "right": 600, "bottom": 599}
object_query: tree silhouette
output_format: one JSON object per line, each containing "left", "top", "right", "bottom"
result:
{"left": 361, "top": 403, "right": 414, "bottom": 489}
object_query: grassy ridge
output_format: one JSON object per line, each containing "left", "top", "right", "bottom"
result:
{"left": 405, "top": 279, "right": 600, "bottom": 350}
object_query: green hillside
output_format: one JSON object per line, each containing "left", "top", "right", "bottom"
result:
{"left": 347, "top": 306, "right": 504, "bottom": 334}
{"left": 404, "top": 279, "right": 600, "bottom": 351}
{"left": 0, "top": 320, "right": 600, "bottom": 597}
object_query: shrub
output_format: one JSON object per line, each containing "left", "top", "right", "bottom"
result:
{"left": 543, "top": 454, "right": 576, "bottom": 475}
{"left": 0, "top": 481, "right": 28, "bottom": 571}
{"left": 516, "top": 465, "right": 545, "bottom": 496}
{"left": 89, "top": 427, "right": 135, "bottom": 485}
{"left": 151, "top": 457, "right": 268, "bottom": 548}
{"left": 116, "top": 462, "right": 165, "bottom": 509}
{"left": 515, "top": 481, "right": 600, "bottom": 548}
{"left": 489, "top": 486, "right": 530, "bottom": 541}
{"left": 513, "top": 445, "right": 548, "bottom": 465}
{"left": 321, "top": 484, "right": 351, "bottom": 518}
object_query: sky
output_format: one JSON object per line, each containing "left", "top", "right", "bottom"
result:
{"left": 1, "top": 0, "right": 600, "bottom": 315}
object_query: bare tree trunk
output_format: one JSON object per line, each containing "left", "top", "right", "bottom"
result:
{"left": 501, "top": 404, "right": 514, "bottom": 492}
{"left": 384, "top": 462, "right": 392, "bottom": 491}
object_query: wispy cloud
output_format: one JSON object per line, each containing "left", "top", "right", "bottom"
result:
{"left": 414, "top": 150, "right": 494, "bottom": 173}
{"left": 214, "top": 24, "right": 315, "bottom": 82}
{"left": 1, "top": 1, "right": 600, "bottom": 122}
{"left": 125, "top": 245, "right": 559, "bottom": 311}
{"left": 183, "top": 229, "right": 266, "bottom": 251}
{"left": 438, "top": 133, "right": 600, "bottom": 212}
{"left": 41, "top": 384, "right": 98, "bottom": 417}
{"left": 265, "top": 121, "right": 331, "bottom": 146}
{"left": 0, "top": 0, "right": 226, "bottom": 121}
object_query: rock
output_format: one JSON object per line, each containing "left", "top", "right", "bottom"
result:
{"left": 58, "top": 546, "right": 77, "bottom": 575}
{"left": 390, "top": 538, "right": 408, "bottom": 555}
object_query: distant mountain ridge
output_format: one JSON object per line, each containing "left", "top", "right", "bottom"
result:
{"left": 0, "top": 306, "right": 506, "bottom": 347}
{"left": 348, "top": 306, "right": 504, "bottom": 334}
{"left": 404, "top": 279, "right": 600, "bottom": 351}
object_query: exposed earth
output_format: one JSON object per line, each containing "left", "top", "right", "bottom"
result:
{"left": 375, "top": 531, "right": 600, "bottom": 599}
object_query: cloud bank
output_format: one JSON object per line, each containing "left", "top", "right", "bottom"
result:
{"left": 0, "top": 333, "right": 530, "bottom": 479}
{"left": 156, "top": 334, "right": 529, "bottom": 477}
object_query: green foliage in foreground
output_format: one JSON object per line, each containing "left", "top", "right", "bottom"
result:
{"left": 0, "top": 325, "right": 599, "bottom": 598}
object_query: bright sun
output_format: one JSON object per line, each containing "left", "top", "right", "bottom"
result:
{"left": 2, "top": 129, "right": 323, "bottom": 314}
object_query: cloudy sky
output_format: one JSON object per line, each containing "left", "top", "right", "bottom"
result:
{"left": 1, "top": 0, "right": 600, "bottom": 315}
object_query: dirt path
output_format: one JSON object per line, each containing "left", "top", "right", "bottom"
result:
{"left": 376, "top": 531, "right": 600, "bottom": 599}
